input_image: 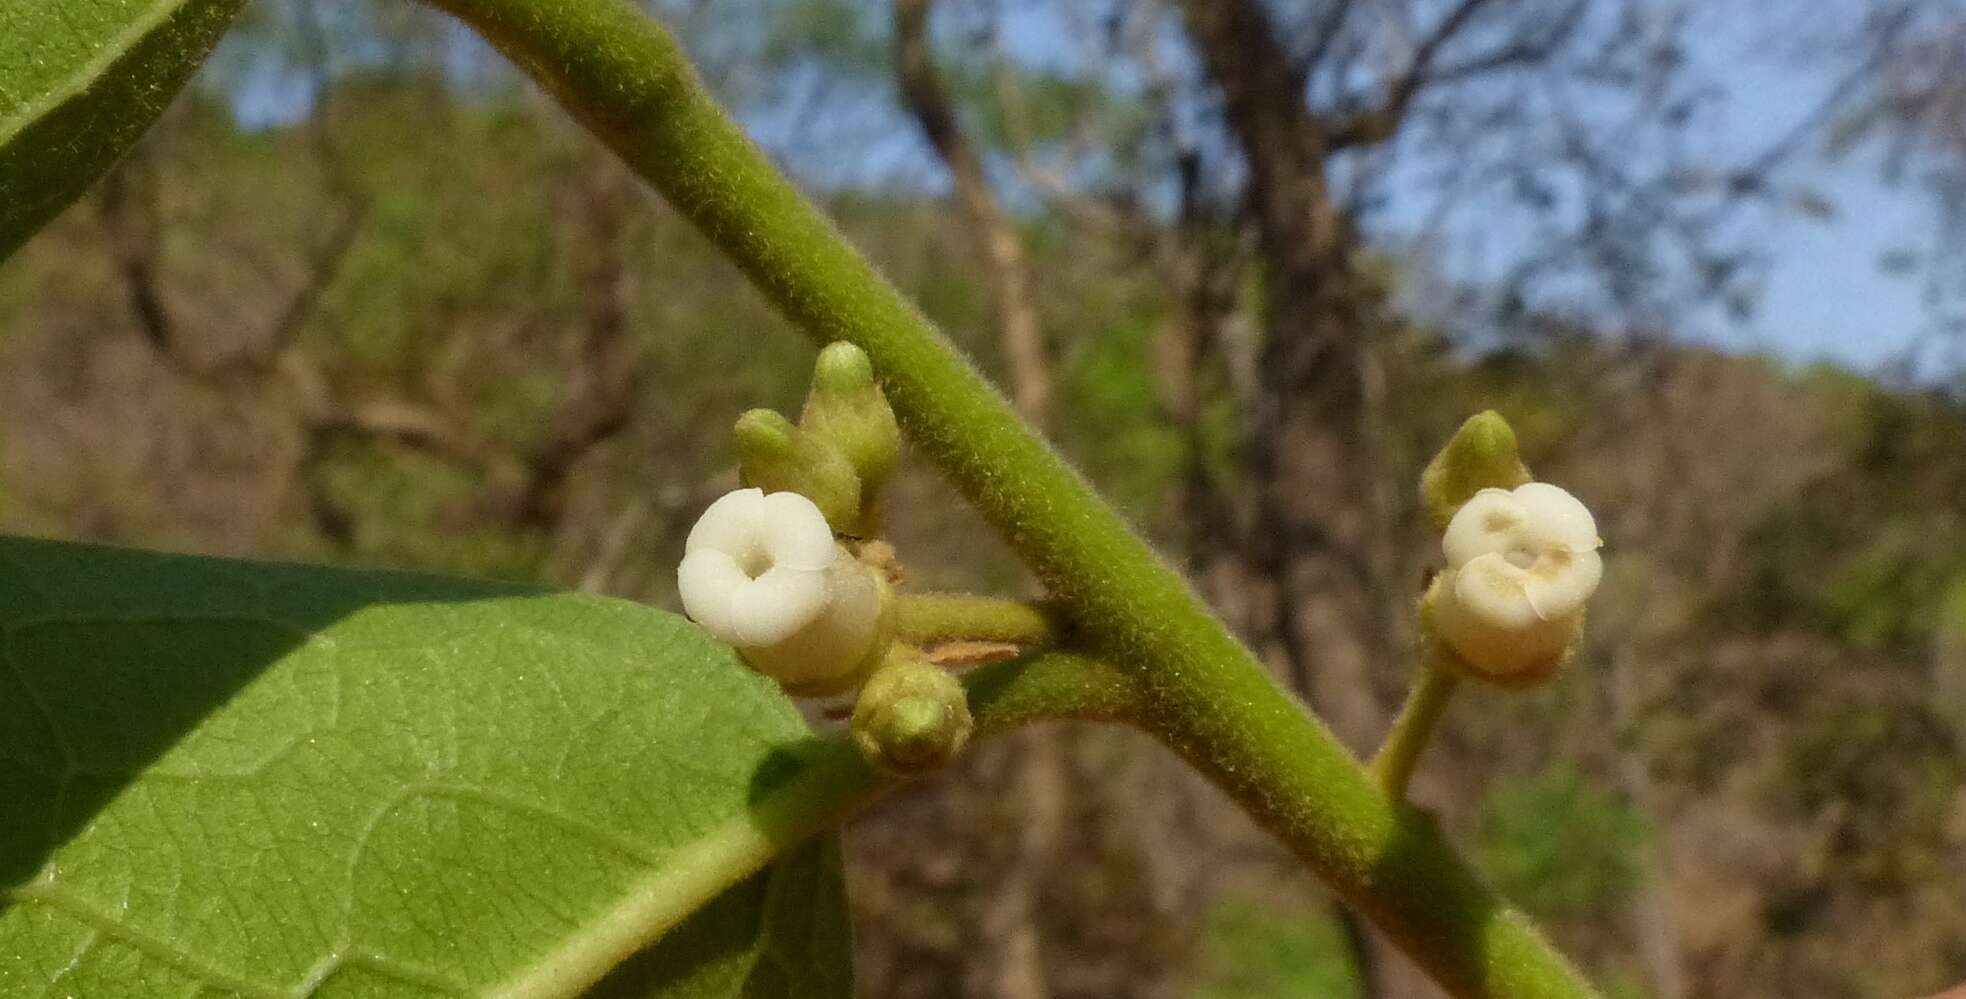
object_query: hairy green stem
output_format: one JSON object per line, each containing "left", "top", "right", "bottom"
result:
{"left": 896, "top": 593, "right": 1060, "bottom": 647}
{"left": 963, "top": 649, "right": 1139, "bottom": 733}
{"left": 1369, "top": 656, "right": 1461, "bottom": 800}
{"left": 418, "top": 1, "right": 1599, "bottom": 995}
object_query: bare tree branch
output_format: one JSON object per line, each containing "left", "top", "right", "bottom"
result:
{"left": 895, "top": 0, "right": 1052, "bottom": 423}
{"left": 312, "top": 396, "right": 521, "bottom": 479}
{"left": 1731, "top": 2, "right": 1918, "bottom": 185}
{"left": 96, "top": 153, "right": 188, "bottom": 371}
{"left": 510, "top": 156, "right": 645, "bottom": 527}
{"left": 1327, "top": 0, "right": 1587, "bottom": 150}
{"left": 268, "top": 0, "right": 369, "bottom": 361}
{"left": 1294, "top": 0, "right": 1360, "bottom": 78}
{"left": 980, "top": 13, "right": 1156, "bottom": 245}
{"left": 101, "top": 0, "right": 368, "bottom": 391}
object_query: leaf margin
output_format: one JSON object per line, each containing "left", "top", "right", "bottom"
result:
{"left": 0, "top": 0, "right": 249, "bottom": 262}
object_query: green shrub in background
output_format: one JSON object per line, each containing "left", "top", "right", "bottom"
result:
{"left": 1189, "top": 897, "right": 1360, "bottom": 999}
{"left": 1193, "top": 763, "right": 1658, "bottom": 999}
{"left": 1479, "top": 765, "right": 1650, "bottom": 920}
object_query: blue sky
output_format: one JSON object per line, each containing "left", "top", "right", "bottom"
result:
{"left": 983, "top": 1, "right": 1951, "bottom": 372}
{"left": 826, "top": 0, "right": 1954, "bottom": 374}
{"left": 1674, "top": 7, "right": 1938, "bottom": 371}
{"left": 217, "top": 0, "right": 1953, "bottom": 375}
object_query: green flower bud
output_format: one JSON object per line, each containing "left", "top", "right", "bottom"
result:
{"left": 850, "top": 656, "right": 972, "bottom": 777}
{"left": 733, "top": 408, "right": 866, "bottom": 535}
{"left": 1419, "top": 410, "right": 1533, "bottom": 529}
{"left": 800, "top": 343, "right": 901, "bottom": 500}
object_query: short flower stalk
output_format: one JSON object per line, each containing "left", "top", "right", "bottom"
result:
{"left": 1367, "top": 654, "right": 1460, "bottom": 800}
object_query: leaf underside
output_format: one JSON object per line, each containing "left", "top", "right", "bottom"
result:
{"left": 0, "top": 0, "right": 247, "bottom": 263}
{"left": 0, "top": 536, "right": 854, "bottom": 997}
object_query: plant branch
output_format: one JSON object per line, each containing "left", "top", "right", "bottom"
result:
{"left": 963, "top": 649, "right": 1142, "bottom": 735}
{"left": 895, "top": 593, "right": 1062, "bottom": 648}
{"left": 417, "top": 1, "right": 1600, "bottom": 994}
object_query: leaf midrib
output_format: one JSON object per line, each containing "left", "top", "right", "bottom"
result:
{"left": 486, "top": 747, "right": 880, "bottom": 999}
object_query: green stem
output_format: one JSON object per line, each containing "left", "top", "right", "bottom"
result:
{"left": 896, "top": 593, "right": 1060, "bottom": 647}
{"left": 1369, "top": 656, "right": 1461, "bottom": 800}
{"left": 964, "top": 649, "right": 1139, "bottom": 733}
{"left": 418, "top": 2, "right": 1600, "bottom": 995}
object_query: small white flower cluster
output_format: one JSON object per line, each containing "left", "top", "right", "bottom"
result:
{"left": 1430, "top": 483, "right": 1602, "bottom": 680}
{"left": 678, "top": 488, "right": 884, "bottom": 694}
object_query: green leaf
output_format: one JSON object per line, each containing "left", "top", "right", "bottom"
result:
{"left": 0, "top": 536, "right": 867, "bottom": 997}
{"left": 0, "top": 0, "right": 248, "bottom": 262}
{"left": 586, "top": 838, "right": 852, "bottom": 999}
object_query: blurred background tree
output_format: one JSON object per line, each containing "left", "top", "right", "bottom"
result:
{"left": 4, "top": 0, "right": 1966, "bottom": 997}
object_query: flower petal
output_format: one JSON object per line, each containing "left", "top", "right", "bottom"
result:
{"left": 685, "top": 487, "right": 767, "bottom": 555}
{"left": 740, "top": 557, "right": 884, "bottom": 694}
{"left": 1524, "top": 548, "right": 1602, "bottom": 620}
{"left": 729, "top": 565, "right": 829, "bottom": 646}
{"left": 1452, "top": 552, "right": 1541, "bottom": 630}
{"left": 677, "top": 548, "right": 749, "bottom": 641}
{"left": 1512, "top": 482, "right": 1601, "bottom": 551}
{"left": 1442, "top": 488, "right": 1526, "bottom": 568}
{"left": 760, "top": 490, "right": 838, "bottom": 571}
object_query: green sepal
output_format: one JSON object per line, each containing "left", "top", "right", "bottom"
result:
{"left": 1419, "top": 410, "right": 1533, "bottom": 528}
{"left": 800, "top": 343, "right": 901, "bottom": 502}
{"left": 733, "top": 408, "right": 867, "bottom": 535}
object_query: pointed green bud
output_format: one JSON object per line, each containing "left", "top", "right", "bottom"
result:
{"left": 801, "top": 342, "right": 901, "bottom": 499}
{"left": 1419, "top": 410, "right": 1533, "bottom": 528}
{"left": 812, "top": 340, "right": 877, "bottom": 395}
{"left": 734, "top": 408, "right": 866, "bottom": 534}
{"left": 850, "top": 655, "right": 972, "bottom": 778}
{"left": 734, "top": 407, "right": 798, "bottom": 451}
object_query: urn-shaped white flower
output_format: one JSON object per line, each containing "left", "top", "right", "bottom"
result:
{"left": 1429, "top": 482, "right": 1603, "bottom": 682}
{"left": 677, "top": 488, "right": 886, "bottom": 695}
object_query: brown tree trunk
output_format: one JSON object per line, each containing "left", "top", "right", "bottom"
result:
{"left": 1177, "top": 2, "right": 1418, "bottom": 995}
{"left": 895, "top": 0, "right": 1050, "bottom": 425}
{"left": 1176, "top": 0, "right": 1385, "bottom": 757}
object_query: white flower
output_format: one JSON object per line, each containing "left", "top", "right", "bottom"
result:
{"left": 1430, "top": 482, "right": 1603, "bottom": 680}
{"left": 677, "top": 488, "right": 885, "bottom": 694}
